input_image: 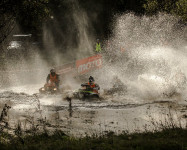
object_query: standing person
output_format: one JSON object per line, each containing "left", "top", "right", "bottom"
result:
{"left": 96, "top": 39, "right": 102, "bottom": 52}
{"left": 46, "top": 68, "right": 60, "bottom": 89}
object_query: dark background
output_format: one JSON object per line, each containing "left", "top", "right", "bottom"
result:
{"left": 0, "top": 0, "right": 186, "bottom": 53}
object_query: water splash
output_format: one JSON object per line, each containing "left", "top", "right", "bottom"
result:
{"left": 98, "top": 13, "right": 187, "bottom": 100}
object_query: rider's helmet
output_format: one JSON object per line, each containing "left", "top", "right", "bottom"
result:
{"left": 89, "top": 76, "right": 95, "bottom": 83}
{"left": 50, "top": 68, "right": 56, "bottom": 76}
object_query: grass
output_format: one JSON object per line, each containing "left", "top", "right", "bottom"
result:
{"left": 0, "top": 101, "right": 186, "bottom": 150}
{"left": 0, "top": 127, "right": 186, "bottom": 150}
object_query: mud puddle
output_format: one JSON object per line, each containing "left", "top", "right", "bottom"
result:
{"left": 0, "top": 89, "right": 187, "bottom": 137}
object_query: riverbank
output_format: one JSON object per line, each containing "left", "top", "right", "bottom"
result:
{"left": 0, "top": 127, "right": 186, "bottom": 150}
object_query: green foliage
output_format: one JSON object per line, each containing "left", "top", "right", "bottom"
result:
{"left": 175, "top": 0, "right": 187, "bottom": 21}
{"left": 0, "top": 0, "right": 51, "bottom": 43}
{"left": 143, "top": 0, "right": 187, "bottom": 21}
{"left": 143, "top": 0, "right": 159, "bottom": 14}
{"left": 0, "top": 128, "right": 187, "bottom": 150}
{"left": 16, "top": 0, "right": 51, "bottom": 34}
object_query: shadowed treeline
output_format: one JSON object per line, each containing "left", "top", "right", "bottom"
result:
{"left": 1, "top": 0, "right": 186, "bottom": 51}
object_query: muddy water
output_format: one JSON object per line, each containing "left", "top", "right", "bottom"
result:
{"left": 0, "top": 85, "right": 186, "bottom": 137}
{"left": 1, "top": 13, "right": 187, "bottom": 136}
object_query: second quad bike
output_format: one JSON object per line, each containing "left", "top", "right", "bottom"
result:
{"left": 74, "top": 83, "right": 100, "bottom": 100}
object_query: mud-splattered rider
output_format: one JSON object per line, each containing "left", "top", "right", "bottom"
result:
{"left": 88, "top": 76, "right": 100, "bottom": 93}
{"left": 46, "top": 69, "right": 60, "bottom": 89}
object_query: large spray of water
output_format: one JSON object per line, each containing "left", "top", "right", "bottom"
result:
{"left": 0, "top": 0, "right": 95, "bottom": 93}
{"left": 1, "top": 2, "right": 186, "bottom": 101}
{"left": 97, "top": 13, "right": 187, "bottom": 100}
{"left": 1, "top": 6, "right": 187, "bottom": 136}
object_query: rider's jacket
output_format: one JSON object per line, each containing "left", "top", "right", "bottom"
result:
{"left": 88, "top": 82, "right": 99, "bottom": 93}
{"left": 50, "top": 74, "right": 58, "bottom": 82}
{"left": 88, "top": 82, "right": 96, "bottom": 88}
{"left": 46, "top": 73, "right": 59, "bottom": 83}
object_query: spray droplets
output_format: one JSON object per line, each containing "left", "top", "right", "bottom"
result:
{"left": 100, "top": 13, "right": 187, "bottom": 100}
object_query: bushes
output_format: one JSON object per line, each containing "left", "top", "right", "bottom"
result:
{"left": 0, "top": 128, "right": 186, "bottom": 150}
{"left": 143, "top": 0, "right": 187, "bottom": 21}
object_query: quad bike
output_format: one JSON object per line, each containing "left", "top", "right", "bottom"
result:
{"left": 39, "top": 82, "right": 59, "bottom": 94}
{"left": 74, "top": 83, "right": 100, "bottom": 100}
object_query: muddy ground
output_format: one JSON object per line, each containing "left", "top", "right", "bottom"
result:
{"left": 0, "top": 84, "right": 186, "bottom": 137}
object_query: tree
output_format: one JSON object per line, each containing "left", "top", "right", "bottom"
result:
{"left": 0, "top": 0, "right": 16, "bottom": 45}
{"left": 0, "top": 0, "right": 51, "bottom": 45}
{"left": 175, "top": 0, "right": 187, "bottom": 21}
{"left": 16, "top": 0, "right": 51, "bottom": 38}
{"left": 143, "top": 0, "right": 187, "bottom": 21}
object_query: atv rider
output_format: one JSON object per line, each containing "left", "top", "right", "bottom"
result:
{"left": 88, "top": 76, "right": 100, "bottom": 93}
{"left": 46, "top": 69, "right": 60, "bottom": 89}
